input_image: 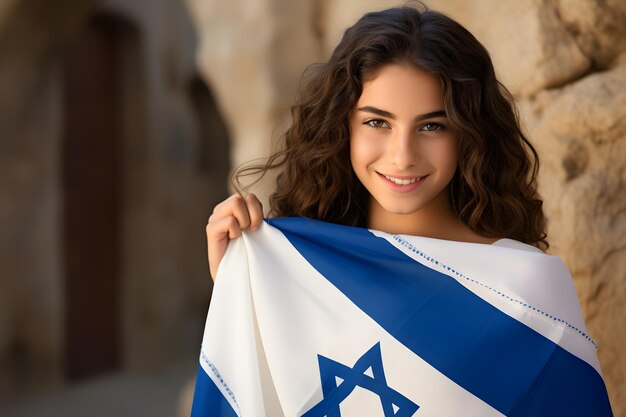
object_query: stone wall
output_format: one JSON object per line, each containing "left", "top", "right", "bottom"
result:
{"left": 185, "top": 0, "right": 625, "bottom": 414}
{"left": 0, "top": 0, "right": 229, "bottom": 396}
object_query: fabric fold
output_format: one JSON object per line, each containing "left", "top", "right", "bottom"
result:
{"left": 191, "top": 217, "right": 613, "bottom": 417}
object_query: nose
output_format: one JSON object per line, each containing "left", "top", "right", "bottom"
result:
{"left": 388, "top": 128, "right": 417, "bottom": 170}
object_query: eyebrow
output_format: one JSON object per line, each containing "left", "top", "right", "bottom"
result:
{"left": 357, "top": 106, "right": 446, "bottom": 122}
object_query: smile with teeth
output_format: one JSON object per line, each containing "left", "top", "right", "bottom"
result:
{"left": 384, "top": 174, "right": 424, "bottom": 185}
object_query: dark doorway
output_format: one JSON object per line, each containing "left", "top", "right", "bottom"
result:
{"left": 61, "top": 13, "right": 135, "bottom": 381}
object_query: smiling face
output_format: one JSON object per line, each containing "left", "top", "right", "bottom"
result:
{"left": 349, "top": 62, "right": 458, "bottom": 234}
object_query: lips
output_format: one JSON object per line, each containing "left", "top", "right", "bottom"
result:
{"left": 376, "top": 171, "right": 428, "bottom": 193}
{"left": 383, "top": 174, "right": 425, "bottom": 185}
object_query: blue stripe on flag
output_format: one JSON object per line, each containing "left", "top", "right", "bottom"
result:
{"left": 267, "top": 217, "right": 612, "bottom": 417}
{"left": 191, "top": 365, "right": 238, "bottom": 417}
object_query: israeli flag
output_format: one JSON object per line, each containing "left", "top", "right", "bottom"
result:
{"left": 191, "top": 217, "right": 613, "bottom": 416}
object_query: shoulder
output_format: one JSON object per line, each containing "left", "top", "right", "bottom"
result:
{"left": 491, "top": 238, "right": 544, "bottom": 254}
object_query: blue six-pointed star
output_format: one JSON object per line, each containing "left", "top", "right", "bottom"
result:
{"left": 301, "top": 342, "right": 419, "bottom": 417}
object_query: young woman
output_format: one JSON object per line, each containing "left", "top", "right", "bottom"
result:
{"left": 206, "top": 6, "right": 546, "bottom": 281}
{"left": 196, "top": 5, "right": 612, "bottom": 417}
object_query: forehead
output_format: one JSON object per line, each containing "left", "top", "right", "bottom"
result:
{"left": 357, "top": 63, "right": 444, "bottom": 114}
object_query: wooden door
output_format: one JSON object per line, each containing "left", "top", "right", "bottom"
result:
{"left": 62, "top": 15, "right": 124, "bottom": 380}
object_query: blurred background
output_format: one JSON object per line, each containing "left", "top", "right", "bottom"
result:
{"left": 0, "top": 0, "right": 624, "bottom": 416}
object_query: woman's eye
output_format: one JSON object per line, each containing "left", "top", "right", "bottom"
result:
{"left": 420, "top": 122, "right": 445, "bottom": 132}
{"left": 364, "top": 119, "right": 389, "bottom": 129}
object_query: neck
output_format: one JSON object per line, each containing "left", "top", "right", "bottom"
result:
{"left": 367, "top": 192, "right": 454, "bottom": 237}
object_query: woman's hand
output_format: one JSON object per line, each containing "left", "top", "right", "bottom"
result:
{"left": 206, "top": 193, "right": 264, "bottom": 281}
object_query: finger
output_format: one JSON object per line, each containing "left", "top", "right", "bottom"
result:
{"left": 210, "top": 194, "right": 252, "bottom": 230}
{"left": 207, "top": 215, "right": 243, "bottom": 241}
{"left": 245, "top": 193, "right": 264, "bottom": 230}
{"left": 206, "top": 216, "right": 242, "bottom": 281}
{"left": 229, "top": 194, "right": 252, "bottom": 230}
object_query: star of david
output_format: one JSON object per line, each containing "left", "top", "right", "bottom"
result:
{"left": 301, "top": 342, "right": 419, "bottom": 417}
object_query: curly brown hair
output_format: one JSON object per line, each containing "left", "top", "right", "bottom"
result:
{"left": 234, "top": 5, "right": 548, "bottom": 249}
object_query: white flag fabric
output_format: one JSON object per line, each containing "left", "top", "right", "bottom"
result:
{"left": 191, "top": 217, "right": 613, "bottom": 417}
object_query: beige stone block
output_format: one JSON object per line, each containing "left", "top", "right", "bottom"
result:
{"left": 528, "top": 57, "right": 626, "bottom": 416}
{"left": 430, "top": 0, "right": 591, "bottom": 98}
{"left": 185, "top": 0, "right": 320, "bottom": 194}
{"left": 555, "top": 0, "right": 626, "bottom": 68}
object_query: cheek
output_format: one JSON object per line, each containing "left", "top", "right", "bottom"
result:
{"left": 425, "top": 136, "right": 458, "bottom": 175}
{"left": 349, "top": 133, "right": 377, "bottom": 173}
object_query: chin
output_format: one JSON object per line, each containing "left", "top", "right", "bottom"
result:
{"left": 376, "top": 201, "right": 425, "bottom": 216}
